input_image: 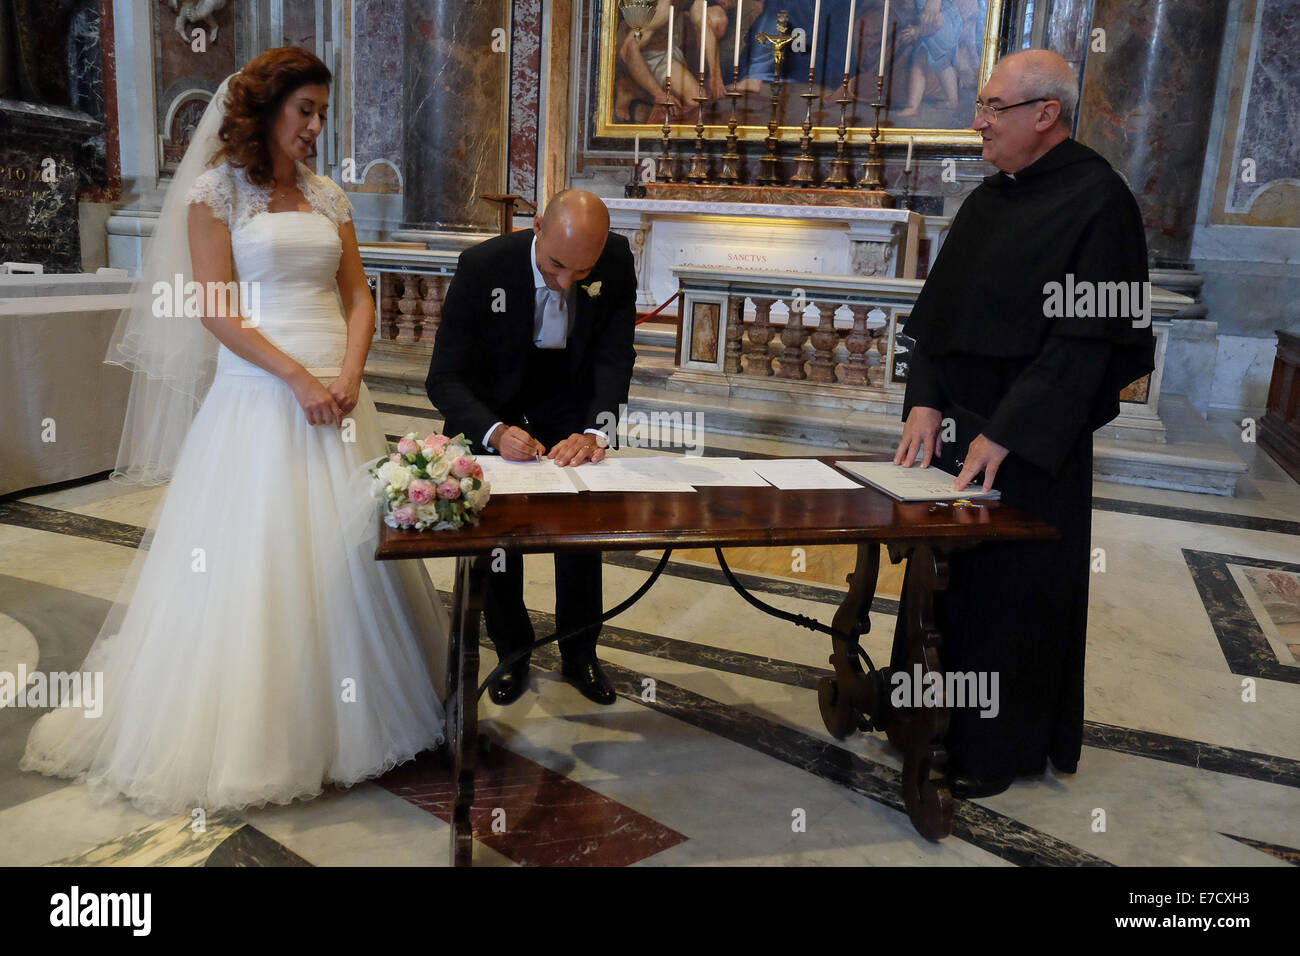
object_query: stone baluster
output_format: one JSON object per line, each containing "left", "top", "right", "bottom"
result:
{"left": 745, "top": 298, "right": 775, "bottom": 376}
{"left": 808, "top": 301, "right": 840, "bottom": 383}
{"left": 396, "top": 274, "right": 423, "bottom": 345}
{"left": 723, "top": 294, "right": 744, "bottom": 374}
{"left": 842, "top": 304, "right": 872, "bottom": 386}
{"left": 379, "top": 272, "right": 401, "bottom": 340}
{"left": 777, "top": 298, "right": 810, "bottom": 380}
{"left": 420, "top": 274, "right": 446, "bottom": 346}
{"left": 868, "top": 327, "right": 889, "bottom": 386}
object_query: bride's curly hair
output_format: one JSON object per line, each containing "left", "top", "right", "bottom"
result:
{"left": 211, "top": 47, "right": 332, "bottom": 187}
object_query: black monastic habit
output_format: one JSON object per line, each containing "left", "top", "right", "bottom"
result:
{"left": 892, "top": 138, "right": 1155, "bottom": 780}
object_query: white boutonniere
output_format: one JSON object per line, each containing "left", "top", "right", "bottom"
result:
{"left": 582, "top": 280, "right": 602, "bottom": 298}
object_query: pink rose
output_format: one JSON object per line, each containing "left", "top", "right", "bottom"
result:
{"left": 424, "top": 434, "right": 450, "bottom": 453}
{"left": 388, "top": 453, "right": 402, "bottom": 464}
{"left": 437, "top": 478, "right": 461, "bottom": 499}
{"left": 407, "top": 478, "right": 436, "bottom": 504}
{"left": 390, "top": 505, "right": 417, "bottom": 527}
{"left": 468, "top": 461, "right": 484, "bottom": 480}
{"left": 397, "top": 437, "right": 419, "bottom": 456}
{"left": 451, "top": 456, "right": 475, "bottom": 478}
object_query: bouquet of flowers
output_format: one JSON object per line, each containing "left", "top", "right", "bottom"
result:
{"left": 368, "top": 432, "right": 491, "bottom": 531}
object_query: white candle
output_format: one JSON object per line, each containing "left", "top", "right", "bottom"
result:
{"left": 734, "top": 0, "right": 744, "bottom": 68}
{"left": 699, "top": 1, "right": 707, "bottom": 75}
{"left": 635, "top": 133, "right": 640, "bottom": 167}
{"left": 666, "top": 5, "right": 674, "bottom": 83}
{"left": 843, "top": 0, "right": 857, "bottom": 75}
{"left": 878, "top": 0, "right": 889, "bottom": 76}
{"left": 809, "top": 0, "right": 822, "bottom": 74}
{"left": 905, "top": 135, "right": 914, "bottom": 172}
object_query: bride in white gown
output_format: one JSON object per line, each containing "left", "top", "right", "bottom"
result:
{"left": 21, "top": 48, "right": 448, "bottom": 815}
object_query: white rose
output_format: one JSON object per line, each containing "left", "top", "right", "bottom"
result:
{"left": 426, "top": 456, "right": 453, "bottom": 482}
{"left": 388, "top": 467, "right": 412, "bottom": 492}
{"left": 465, "top": 483, "right": 491, "bottom": 511}
{"left": 415, "top": 502, "right": 440, "bottom": 523}
{"left": 446, "top": 444, "right": 472, "bottom": 462}
{"left": 377, "top": 460, "right": 399, "bottom": 484}
{"left": 460, "top": 477, "right": 475, "bottom": 495}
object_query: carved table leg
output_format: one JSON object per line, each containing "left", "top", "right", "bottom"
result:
{"left": 885, "top": 542, "right": 956, "bottom": 841}
{"left": 447, "top": 554, "right": 489, "bottom": 867}
{"left": 818, "top": 542, "right": 885, "bottom": 738}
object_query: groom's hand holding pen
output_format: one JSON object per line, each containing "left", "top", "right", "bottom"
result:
{"left": 490, "top": 423, "right": 546, "bottom": 462}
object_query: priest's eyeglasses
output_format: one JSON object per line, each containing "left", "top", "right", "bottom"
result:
{"left": 973, "top": 97, "right": 1048, "bottom": 124}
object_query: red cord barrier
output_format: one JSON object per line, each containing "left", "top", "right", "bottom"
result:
{"left": 634, "top": 291, "right": 681, "bottom": 325}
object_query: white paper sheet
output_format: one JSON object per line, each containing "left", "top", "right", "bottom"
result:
{"left": 749, "top": 459, "right": 864, "bottom": 490}
{"left": 834, "top": 460, "right": 1001, "bottom": 501}
{"left": 568, "top": 459, "right": 697, "bottom": 492}
{"left": 617, "top": 455, "right": 771, "bottom": 487}
{"left": 477, "top": 457, "right": 583, "bottom": 494}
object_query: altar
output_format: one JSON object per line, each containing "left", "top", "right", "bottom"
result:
{"left": 606, "top": 197, "right": 923, "bottom": 313}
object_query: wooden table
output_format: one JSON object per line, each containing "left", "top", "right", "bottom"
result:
{"left": 375, "top": 457, "right": 1056, "bottom": 865}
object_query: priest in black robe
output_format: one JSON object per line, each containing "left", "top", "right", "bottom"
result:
{"left": 891, "top": 49, "right": 1155, "bottom": 798}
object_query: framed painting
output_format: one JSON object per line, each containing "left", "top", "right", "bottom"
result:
{"left": 596, "top": 0, "right": 1003, "bottom": 145}
{"left": 679, "top": 290, "right": 729, "bottom": 371}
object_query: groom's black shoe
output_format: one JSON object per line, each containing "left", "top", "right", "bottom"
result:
{"left": 560, "top": 654, "right": 616, "bottom": 705}
{"left": 488, "top": 651, "right": 531, "bottom": 705}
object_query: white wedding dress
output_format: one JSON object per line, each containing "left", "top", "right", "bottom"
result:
{"left": 21, "top": 161, "right": 449, "bottom": 815}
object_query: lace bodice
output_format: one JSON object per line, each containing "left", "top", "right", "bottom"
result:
{"left": 185, "top": 161, "right": 355, "bottom": 375}
{"left": 185, "top": 160, "right": 353, "bottom": 234}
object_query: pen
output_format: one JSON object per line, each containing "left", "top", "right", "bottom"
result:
{"left": 521, "top": 414, "right": 541, "bottom": 462}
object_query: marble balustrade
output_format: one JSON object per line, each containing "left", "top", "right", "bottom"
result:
{"left": 673, "top": 266, "right": 1194, "bottom": 441}
{"left": 359, "top": 246, "right": 463, "bottom": 354}
{"left": 730, "top": 294, "right": 891, "bottom": 386}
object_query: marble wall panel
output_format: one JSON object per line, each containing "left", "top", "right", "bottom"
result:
{"left": 152, "top": 0, "right": 239, "bottom": 176}
{"left": 509, "top": 0, "right": 542, "bottom": 201}
{"left": 1208, "top": 0, "right": 1300, "bottom": 227}
{"left": 353, "top": 0, "right": 406, "bottom": 190}
{"left": 1078, "top": 0, "right": 1231, "bottom": 265}
{"left": 402, "top": 0, "right": 511, "bottom": 231}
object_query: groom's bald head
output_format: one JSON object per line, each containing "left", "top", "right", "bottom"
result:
{"left": 533, "top": 190, "right": 609, "bottom": 292}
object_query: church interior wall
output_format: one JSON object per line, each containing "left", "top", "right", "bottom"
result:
{"left": 3, "top": 0, "right": 1289, "bottom": 420}
{"left": 1188, "top": 0, "right": 1299, "bottom": 416}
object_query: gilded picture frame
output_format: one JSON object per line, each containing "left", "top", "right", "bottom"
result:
{"left": 596, "top": 0, "right": 1004, "bottom": 146}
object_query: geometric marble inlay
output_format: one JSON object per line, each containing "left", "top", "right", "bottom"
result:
{"left": 378, "top": 747, "right": 688, "bottom": 866}
{"left": 1182, "top": 550, "right": 1300, "bottom": 684}
{"left": 1218, "top": 832, "right": 1300, "bottom": 866}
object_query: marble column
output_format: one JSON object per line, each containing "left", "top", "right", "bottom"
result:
{"left": 1077, "top": 0, "right": 1230, "bottom": 266}
{"left": 402, "top": 0, "right": 510, "bottom": 232}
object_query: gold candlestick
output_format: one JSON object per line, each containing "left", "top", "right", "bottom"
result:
{"left": 719, "top": 65, "right": 743, "bottom": 184}
{"left": 858, "top": 73, "right": 893, "bottom": 206}
{"left": 789, "top": 65, "right": 817, "bottom": 187}
{"left": 755, "top": 10, "right": 794, "bottom": 186}
{"left": 687, "top": 72, "right": 710, "bottom": 182}
{"left": 825, "top": 73, "right": 853, "bottom": 187}
{"left": 657, "top": 75, "right": 676, "bottom": 183}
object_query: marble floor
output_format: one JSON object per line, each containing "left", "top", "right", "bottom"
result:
{"left": 1, "top": 392, "right": 1297, "bottom": 867}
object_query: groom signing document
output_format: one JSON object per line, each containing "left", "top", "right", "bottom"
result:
{"left": 426, "top": 190, "right": 638, "bottom": 706}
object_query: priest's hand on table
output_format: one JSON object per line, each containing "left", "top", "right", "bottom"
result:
{"left": 548, "top": 433, "right": 605, "bottom": 467}
{"left": 894, "top": 406, "right": 945, "bottom": 469}
{"left": 951, "top": 434, "right": 1010, "bottom": 492}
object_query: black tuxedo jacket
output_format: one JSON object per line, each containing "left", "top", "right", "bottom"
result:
{"left": 426, "top": 228, "right": 638, "bottom": 454}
